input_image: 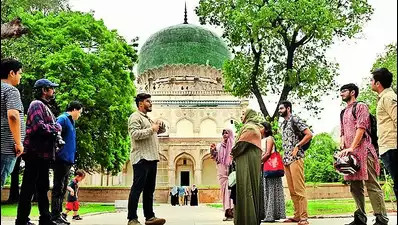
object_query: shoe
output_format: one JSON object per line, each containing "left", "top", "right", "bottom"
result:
{"left": 345, "top": 219, "right": 367, "bottom": 225}
{"left": 72, "top": 215, "right": 83, "bottom": 220}
{"left": 284, "top": 218, "right": 300, "bottom": 223}
{"left": 298, "top": 220, "right": 309, "bottom": 225}
{"left": 145, "top": 217, "right": 166, "bottom": 225}
{"left": 15, "top": 219, "right": 36, "bottom": 225}
{"left": 38, "top": 221, "right": 57, "bottom": 225}
{"left": 52, "top": 217, "right": 70, "bottom": 225}
{"left": 61, "top": 213, "right": 67, "bottom": 220}
{"left": 373, "top": 217, "right": 388, "bottom": 225}
{"left": 128, "top": 219, "right": 142, "bottom": 225}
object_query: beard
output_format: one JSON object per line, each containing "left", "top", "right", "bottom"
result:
{"left": 146, "top": 107, "right": 152, "bottom": 112}
{"left": 342, "top": 95, "right": 351, "bottom": 102}
{"left": 279, "top": 111, "right": 287, "bottom": 117}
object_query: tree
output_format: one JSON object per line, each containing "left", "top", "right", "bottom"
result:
{"left": 304, "top": 133, "right": 341, "bottom": 183}
{"left": 196, "top": 0, "right": 373, "bottom": 119}
{"left": 1, "top": 10, "right": 138, "bottom": 175}
{"left": 358, "top": 43, "right": 397, "bottom": 115}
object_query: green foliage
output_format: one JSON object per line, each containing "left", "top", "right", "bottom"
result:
{"left": 196, "top": 0, "right": 373, "bottom": 118}
{"left": 1, "top": 0, "right": 68, "bottom": 23}
{"left": 358, "top": 43, "right": 397, "bottom": 115}
{"left": 1, "top": 10, "right": 137, "bottom": 174}
{"left": 304, "top": 133, "right": 342, "bottom": 183}
{"left": 138, "top": 24, "right": 231, "bottom": 74}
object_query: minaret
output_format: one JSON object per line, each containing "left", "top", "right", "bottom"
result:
{"left": 183, "top": 2, "right": 188, "bottom": 24}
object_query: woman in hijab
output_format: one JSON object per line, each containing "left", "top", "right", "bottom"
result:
{"left": 170, "top": 186, "right": 178, "bottom": 206}
{"left": 190, "top": 184, "right": 198, "bottom": 206}
{"left": 210, "top": 128, "right": 234, "bottom": 221}
{"left": 232, "top": 108, "right": 265, "bottom": 225}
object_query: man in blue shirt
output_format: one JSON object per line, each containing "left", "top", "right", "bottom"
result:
{"left": 51, "top": 101, "right": 83, "bottom": 225}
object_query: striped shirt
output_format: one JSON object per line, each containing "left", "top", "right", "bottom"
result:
{"left": 128, "top": 111, "right": 165, "bottom": 165}
{"left": 1, "top": 81, "right": 25, "bottom": 155}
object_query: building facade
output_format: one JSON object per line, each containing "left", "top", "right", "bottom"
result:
{"left": 83, "top": 22, "right": 247, "bottom": 188}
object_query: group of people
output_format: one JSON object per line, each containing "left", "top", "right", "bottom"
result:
{"left": 1, "top": 59, "right": 85, "bottom": 225}
{"left": 209, "top": 68, "right": 396, "bottom": 225}
{"left": 169, "top": 185, "right": 198, "bottom": 206}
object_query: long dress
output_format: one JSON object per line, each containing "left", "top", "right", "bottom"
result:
{"left": 232, "top": 142, "right": 262, "bottom": 225}
{"left": 190, "top": 188, "right": 198, "bottom": 206}
{"left": 262, "top": 138, "right": 286, "bottom": 221}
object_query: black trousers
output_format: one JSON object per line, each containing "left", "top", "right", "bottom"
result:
{"left": 381, "top": 149, "right": 398, "bottom": 201}
{"left": 127, "top": 159, "right": 157, "bottom": 220}
{"left": 51, "top": 161, "right": 72, "bottom": 219}
{"left": 16, "top": 158, "right": 51, "bottom": 224}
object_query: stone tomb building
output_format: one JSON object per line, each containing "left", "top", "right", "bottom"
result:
{"left": 84, "top": 22, "right": 247, "bottom": 189}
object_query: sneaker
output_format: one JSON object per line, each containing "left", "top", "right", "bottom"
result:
{"left": 145, "top": 217, "right": 166, "bottom": 225}
{"left": 72, "top": 215, "right": 83, "bottom": 220}
{"left": 52, "top": 217, "right": 69, "bottom": 225}
{"left": 373, "top": 217, "right": 388, "bottom": 225}
{"left": 61, "top": 213, "right": 67, "bottom": 220}
{"left": 128, "top": 219, "right": 142, "bottom": 225}
{"left": 345, "top": 220, "right": 366, "bottom": 225}
{"left": 38, "top": 221, "right": 57, "bottom": 225}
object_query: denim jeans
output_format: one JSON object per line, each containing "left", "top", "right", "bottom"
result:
{"left": 51, "top": 161, "right": 72, "bottom": 220}
{"left": 381, "top": 149, "right": 398, "bottom": 201}
{"left": 1, "top": 153, "right": 17, "bottom": 188}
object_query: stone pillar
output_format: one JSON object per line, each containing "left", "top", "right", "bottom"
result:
{"left": 195, "top": 169, "right": 202, "bottom": 185}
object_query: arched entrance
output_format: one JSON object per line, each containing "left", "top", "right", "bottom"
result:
{"left": 174, "top": 153, "right": 195, "bottom": 186}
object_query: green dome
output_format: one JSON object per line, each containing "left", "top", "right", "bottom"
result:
{"left": 137, "top": 24, "right": 231, "bottom": 75}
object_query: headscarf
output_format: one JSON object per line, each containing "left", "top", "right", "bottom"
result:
{"left": 234, "top": 108, "right": 265, "bottom": 150}
{"left": 171, "top": 186, "right": 178, "bottom": 195}
{"left": 216, "top": 128, "right": 234, "bottom": 165}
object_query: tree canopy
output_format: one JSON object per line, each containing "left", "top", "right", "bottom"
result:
{"left": 196, "top": 0, "right": 374, "bottom": 119}
{"left": 358, "top": 43, "right": 397, "bottom": 115}
{"left": 1, "top": 10, "right": 138, "bottom": 174}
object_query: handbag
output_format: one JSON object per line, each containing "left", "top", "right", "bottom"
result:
{"left": 263, "top": 138, "right": 284, "bottom": 178}
{"left": 228, "top": 160, "right": 236, "bottom": 187}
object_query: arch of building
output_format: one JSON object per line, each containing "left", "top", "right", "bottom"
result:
{"left": 199, "top": 117, "right": 218, "bottom": 137}
{"left": 174, "top": 152, "right": 196, "bottom": 186}
{"left": 175, "top": 118, "right": 194, "bottom": 137}
{"left": 201, "top": 153, "right": 218, "bottom": 186}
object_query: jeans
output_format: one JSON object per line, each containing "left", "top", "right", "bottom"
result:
{"left": 51, "top": 161, "right": 72, "bottom": 220}
{"left": 1, "top": 154, "right": 17, "bottom": 188}
{"left": 16, "top": 158, "right": 51, "bottom": 225}
{"left": 381, "top": 149, "right": 398, "bottom": 201}
{"left": 127, "top": 159, "right": 157, "bottom": 220}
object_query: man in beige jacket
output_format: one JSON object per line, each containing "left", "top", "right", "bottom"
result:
{"left": 127, "top": 93, "right": 166, "bottom": 225}
{"left": 371, "top": 68, "right": 397, "bottom": 202}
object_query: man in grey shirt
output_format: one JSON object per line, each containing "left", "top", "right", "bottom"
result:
{"left": 1, "top": 58, "right": 25, "bottom": 189}
{"left": 127, "top": 93, "right": 166, "bottom": 225}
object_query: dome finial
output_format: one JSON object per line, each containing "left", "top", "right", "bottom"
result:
{"left": 183, "top": 2, "right": 188, "bottom": 24}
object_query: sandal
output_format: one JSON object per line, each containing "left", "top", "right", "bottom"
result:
{"left": 298, "top": 220, "right": 309, "bottom": 225}
{"left": 284, "top": 218, "right": 300, "bottom": 223}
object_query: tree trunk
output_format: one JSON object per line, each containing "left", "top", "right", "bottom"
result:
{"left": 1, "top": 17, "right": 29, "bottom": 40}
{"left": 270, "top": 48, "right": 295, "bottom": 119}
{"left": 251, "top": 51, "right": 271, "bottom": 119}
{"left": 7, "top": 157, "right": 22, "bottom": 203}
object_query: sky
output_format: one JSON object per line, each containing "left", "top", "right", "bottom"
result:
{"left": 69, "top": 0, "right": 397, "bottom": 134}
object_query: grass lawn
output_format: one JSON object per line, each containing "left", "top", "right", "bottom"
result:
{"left": 1, "top": 203, "right": 116, "bottom": 218}
{"left": 207, "top": 199, "right": 397, "bottom": 216}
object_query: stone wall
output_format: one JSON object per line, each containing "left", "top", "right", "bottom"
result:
{"left": 1, "top": 183, "right": 373, "bottom": 203}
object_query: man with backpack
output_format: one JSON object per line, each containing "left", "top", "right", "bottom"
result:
{"left": 279, "top": 101, "right": 312, "bottom": 225}
{"left": 370, "top": 68, "right": 397, "bottom": 201}
{"left": 339, "top": 83, "right": 388, "bottom": 225}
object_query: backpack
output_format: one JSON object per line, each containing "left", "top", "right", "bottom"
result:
{"left": 340, "top": 102, "right": 379, "bottom": 156}
{"left": 291, "top": 116, "right": 312, "bottom": 151}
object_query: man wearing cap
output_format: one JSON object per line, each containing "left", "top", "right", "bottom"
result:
{"left": 16, "top": 78, "right": 62, "bottom": 225}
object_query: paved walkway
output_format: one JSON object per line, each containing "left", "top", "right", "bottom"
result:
{"left": 2, "top": 204, "right": 397, "bottom": 225}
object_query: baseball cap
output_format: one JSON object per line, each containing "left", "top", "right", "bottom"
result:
{"left": 33, "top": 78, "right": 59, "bottom": 88}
